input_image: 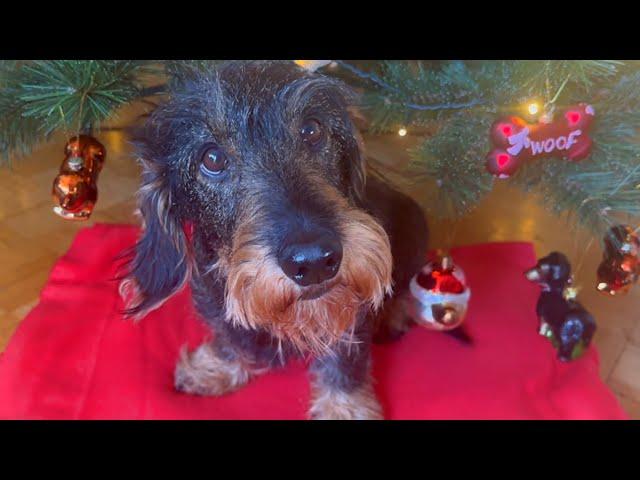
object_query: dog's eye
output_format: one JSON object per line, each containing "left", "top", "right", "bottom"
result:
{"left": 200, "top": 144, "right": 227, "bottom": 177}
{"left": 300, "top": 119, "right": 324, "bottom": 146}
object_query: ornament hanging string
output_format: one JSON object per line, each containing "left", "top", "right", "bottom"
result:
{"left": 572, "top": 236, "right": 595, "bottom": 287}
{"left": 76, "top": 84, "right": 91, "bottom": 137}
{"left": 544, "top": 66, "right": 552, "bottom": 110}
{"left": 545, "top": 75, "right": 571, "bottom": 110}
{"left": 57, "top": 105, "right": 72, "bottom": 149}
{"left": 443, "top": 217, "right": 461, "bottom": 255}
{"left": 571, "top": 195, "right": 611, "bottom": 281}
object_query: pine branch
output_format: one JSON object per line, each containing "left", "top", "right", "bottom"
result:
{"left": 601, "top": 70, "right": 640, "bottom": 112}
{"left": 510, "top": 60, "right": 622, "bottom": 100}
{"left": 403, "top": 113, "right": 494, "bottom": 219}
{"left": 18, "top": 61, "right": 150, "bottom": 131}
{"left": 0, "top": 91, "right": 47, "bottom": 163}
{"left": 0, "top": 60, "right": 153, "bottom": 161}
{"left": 343, "top": 61, "right": 487, "bottom": 133}
{"left": 513, "top": 150, "right": 640, "bottom": 238}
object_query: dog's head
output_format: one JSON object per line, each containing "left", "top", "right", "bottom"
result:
{"left": 524, "top": 251, "right": 572, "bottom": 291}
{"left": 122, "top": 61, "right": 393, "bottom": 354}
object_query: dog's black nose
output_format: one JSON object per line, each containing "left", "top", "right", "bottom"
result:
{"left": 278, "top": 235, "right": 343, "bottom": 287}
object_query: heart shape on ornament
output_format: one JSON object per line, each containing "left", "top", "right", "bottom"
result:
{"left": 566, "top": 111, "right": 581, "bottom": 125}
{"left": 497, "top": 153, "right": 510, "bottom": 168}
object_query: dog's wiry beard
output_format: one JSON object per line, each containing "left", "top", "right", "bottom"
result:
{"left": 221, "top": 201, "right": 393, "bottom": 357}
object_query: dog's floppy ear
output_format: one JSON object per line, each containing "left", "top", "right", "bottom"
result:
{"left": 120, "top": 131, "right": 192, "bottom": 320}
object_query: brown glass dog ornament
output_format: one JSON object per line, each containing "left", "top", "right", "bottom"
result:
{"left": 52, "top": 135, "right": 106, "bottom": 220}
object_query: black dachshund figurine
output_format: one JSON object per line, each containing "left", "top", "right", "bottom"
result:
{"left": 525, "top": 252, "right": 596, "bottom": 362}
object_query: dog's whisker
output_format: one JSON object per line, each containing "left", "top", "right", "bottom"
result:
{"left": 276, "top": 338, "right": 285, "bottom": 365}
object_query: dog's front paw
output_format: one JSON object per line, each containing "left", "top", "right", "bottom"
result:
{"left": 174, "top": 343, "right": 250, "bottom": 396}
{"left": 309, "top": 382, "right": 384, "bottom": 420}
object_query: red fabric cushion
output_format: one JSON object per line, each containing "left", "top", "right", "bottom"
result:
{"left": 0, "top": 224, "right": 628, "bottom": 419}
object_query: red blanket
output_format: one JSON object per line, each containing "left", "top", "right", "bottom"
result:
{"left": 0, "top": 224, "right": 628, "bottom": 419}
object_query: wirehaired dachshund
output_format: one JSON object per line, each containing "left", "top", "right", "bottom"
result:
{"left": 121, "top": 61, "right": 428, "bottom": 419}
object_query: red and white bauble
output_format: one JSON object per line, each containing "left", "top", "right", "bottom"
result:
{"left": 486, "top": 103, "right": 595, "bottom": 178}
{"left": 408, "top": 255, "right": 471, "bottom": 331}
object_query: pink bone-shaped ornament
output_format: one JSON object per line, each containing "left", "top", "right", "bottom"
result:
{"left": 486, "top": 103, "right": 595, "bottom": 178}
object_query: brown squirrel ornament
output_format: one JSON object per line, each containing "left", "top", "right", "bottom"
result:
{"left": 52, "top": 135, "right": 106, "bottom": 220}
{"left": 596, "top": 225, "right": 640, "bottom": 295}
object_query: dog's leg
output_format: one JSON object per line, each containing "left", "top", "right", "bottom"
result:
{"left": 309, "top": 372, "right": 382, "bottom": 420}
{"left": 308, "top": 325, "right": 383, "bottom": 420}
{"left": 174, "top": 341, "right": 257, "bottom": 396}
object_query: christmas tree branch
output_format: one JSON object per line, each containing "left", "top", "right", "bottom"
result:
{"left": 0, "top": 60, "right": 155, "bottom": 161}
{"left": 334, "top": 60, "right": 399, "bottom": 93}
{"left": 404, "top": 113, "right": 494, "bottom": 219}
{"left": 337, "top": 61, "right": 485, "bottom": 121}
